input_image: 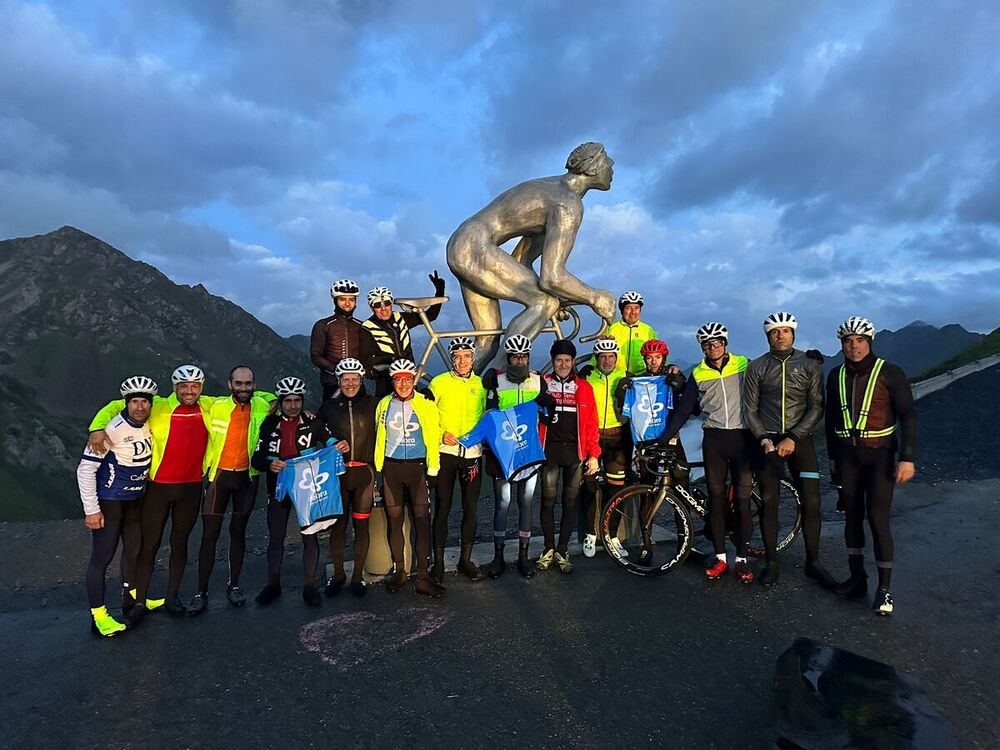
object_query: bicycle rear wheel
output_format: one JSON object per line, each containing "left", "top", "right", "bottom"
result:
{"left": 600, "top": 485, "right": 693, "bottom": 576}
{"left": 746, "top": 479, "right": 802, "bottom": 558}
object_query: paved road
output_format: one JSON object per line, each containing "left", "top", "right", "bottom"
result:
{"left": 2, "top": 479, "right": 998, "bottom": 748}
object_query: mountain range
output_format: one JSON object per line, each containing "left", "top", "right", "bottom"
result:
{"left": 0, "top": 226, "right": 994, "bottom": 521}
{"left": 0, "top": 227, "right": 312, "bottom": 520}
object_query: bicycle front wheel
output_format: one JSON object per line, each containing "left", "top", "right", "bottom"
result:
{"left": 746, "top": 478, "right": 802, "bottom": 558}
{"left": 600, "top": 485, "right": 694, "bottom": 576}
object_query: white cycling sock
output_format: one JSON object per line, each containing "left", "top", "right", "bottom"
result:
{"left": 716, "top": 553, "right": 726, "bottom": 562}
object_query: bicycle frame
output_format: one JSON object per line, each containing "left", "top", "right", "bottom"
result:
{"left": 393, "top": 295, "right": 607, "bottom": 379}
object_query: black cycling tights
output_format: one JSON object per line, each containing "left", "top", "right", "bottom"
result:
{"left": 433, "top": 454, "right": 482, "bottom": 550}
{"left": 540, "top": 444, "right": 583, "bottom": 554}
{"left": 838, "top": 446, "right": 895, "bottom": 586}
{"left": 197, "top": 470, "right": 259, "bottom": 592}
{"left": 135, "top": 481, "right": 202, "bottom": 602}
{"left": 702, "top": 428, "right": 753, "bottom": 557}
{"left": 383, "top": 460, "right": 431, "bottom": 575}
{"left": 328, "top": 464, "right": 375, "bottom": 584}
{"left": 755, "top": 437, "right": 822, "bottom": 563}
{"left": 86, "top": 500, "right": 142, "bottom": 609}
{"left": 266, "top": 499, "right": 320, "bottom": 585}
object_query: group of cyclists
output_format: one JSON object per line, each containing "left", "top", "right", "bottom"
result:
{"left": 79, "top": 274, "right": 917, "bottom": 638}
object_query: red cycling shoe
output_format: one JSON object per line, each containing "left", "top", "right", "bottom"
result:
{"left": 734, "top": 561, "right": 754, "bottom": 584}
{"left": 705, "top": 558, "right": 728, "bottom": 579}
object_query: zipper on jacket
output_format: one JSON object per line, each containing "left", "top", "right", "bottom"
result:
{"left": 781, "top": 359, "right": 787, "bottom": 433}
{"left": 348, "top": 399, "right": 356, "bottom": 463}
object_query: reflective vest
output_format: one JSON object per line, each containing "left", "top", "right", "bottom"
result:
{"left": 597, "top": 320, "right": 659, "bottom": 376}
{"left": 496, "top": 372, "right": 541, "bottom": 410}
{"left": 836, "top": 359, "right": 897, "bottom": 439}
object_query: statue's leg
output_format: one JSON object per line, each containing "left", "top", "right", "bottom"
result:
{"left": 461, "top": 285, "right": 502, "bottom": 372}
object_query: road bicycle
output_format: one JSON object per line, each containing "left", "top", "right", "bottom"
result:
{"left": 599, "top": 444, "right": 802, "bottom": 576}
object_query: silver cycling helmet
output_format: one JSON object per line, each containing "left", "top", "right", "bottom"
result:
{"left": 503, "top": 334, "right": 532, "bottom": 355}
{"left": 120, "top": 375, "right": 158, "bottom": 399}
{"left": 335, "top": 358, "right": 366, "bottom": 377}
{"left": 275, "top": 376, "right": 306, "bottom": 396}
{"left": 696, "top": 322, "right": 729, "bottom": 344}
{"left": 171, "top": 364, "right": 205, "bottom": 384}
{"left": 763, "top": 311, "right": 798, "bottom": 333}
{"left": 330, "top": 279, "right": 360, "bottom": 298}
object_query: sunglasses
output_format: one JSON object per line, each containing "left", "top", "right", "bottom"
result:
{"left": 371, "top": 301, "right": 392, "bottom": 309}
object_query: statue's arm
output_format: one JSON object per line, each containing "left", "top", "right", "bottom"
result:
{"left": 511, "top": 235, "right": 545, "bottom": 268}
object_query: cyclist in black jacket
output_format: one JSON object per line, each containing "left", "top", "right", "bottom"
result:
{"left": 825, "top": 317, "right": 916, "bottom": 616}
{"left": 743, "top": 311, "right": 836, "bottom": 589}
{"left": 252, "top": 378, "right": 334, "bottom": 607}
{"left": 317, "top": 358, "right": 377, "bottom": 598}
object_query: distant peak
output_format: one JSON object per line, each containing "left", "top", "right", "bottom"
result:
{"left": 903, "top": 320, "right": 933, "bottom": 329}
{"left": 53, "top": 225, "right": 98, "bottom": 240}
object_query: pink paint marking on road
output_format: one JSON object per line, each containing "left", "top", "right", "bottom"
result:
{"left": 299, "top": 607, "right": 450, "bottom": 670}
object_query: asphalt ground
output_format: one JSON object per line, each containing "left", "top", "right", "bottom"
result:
{"left": 2, "top": 476, "right": 998, "bottom": 749}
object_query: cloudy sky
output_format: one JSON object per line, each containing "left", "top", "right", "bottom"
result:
{"left": 1, "top": 0, "right": 997, "bottom": 362}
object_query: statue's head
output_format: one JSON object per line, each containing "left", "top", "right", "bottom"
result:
{"left": 566, "top": 142, "right": 613, "bottom": 190}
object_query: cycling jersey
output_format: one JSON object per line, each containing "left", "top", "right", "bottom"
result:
{"left": 459, "top": 402, "right": 547, "bottom": 482}
{"left": 275, "top": 446, "right": 346, "bottom": 534}
{"left": 429, "top": 371, "right": 486, "bottom": 458}
{"left": 384, "top": 398, "right": 426, "bottom": 460}
{"left": 591, "top": 320, "right": 659, "bottom": 375}
{"left": 620, "top": 376, "right": 673, "bottom": 443}
{"left": 374, "top": 392, "right": 441, "bottom": 475}
{"left": 539, "top": 373, "right": 601, "bottom": 461}
{"left": 77, "top": 410, "right": 153, "bottom": 515}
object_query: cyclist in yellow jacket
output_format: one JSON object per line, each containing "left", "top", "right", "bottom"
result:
{"left": 375, "top": 359, "right": 445, "bottom": 597}
{"left": 429, "top": 337, "right": 487, "bottom": 583}
{"left": 591, "top": 291, "right": 658, "bottom": 376}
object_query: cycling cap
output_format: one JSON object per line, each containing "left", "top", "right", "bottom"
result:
{"left": 275, "top": 377, "right": 306, "bottom": 396}
{"left": 503, "top": 334, "right": 532, "bottom": 355}
{"left": 640, "top": 339, "right": 669, "bottom": 357}
{"left": 335, "top": 358, "right": 366, "bottom": 377}
{"left": 448, "top": 336, "right": 476, "bottom": 354}
{"left": 120, "top": 376, "right": 157, "bottom": 400}
{"left": 592, "top": 337, "right": 619, "bottom": 355}
{"left": 330, "top": 279, "right": 360, "bottom": 298}
{"left": 763, "top": 311, "right": 798, "bottom": 333}
{"left": 618, "top": 291, "right": 644, "bottom": 308}
{"left": 171, "top": 365, "right": 205, "bottom": 384}
{"left": 389, "top": 359, "right": 417, "bottom": 378}
{"left": 696, "top": 322, "right": 729, "bottom": 344}
{"left": 367, "top": 286, "right": 394, "bottom": 306}
{"left": 550, "top": 339, "right": 577, "bottom": 359}
{"left": 837, "top": 316, "right": 876, "bottom": 340}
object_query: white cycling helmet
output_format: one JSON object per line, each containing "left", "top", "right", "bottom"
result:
{"left": 275, "top": 376, "right": 306, "bottom": 396}
{"left": 120, "top": 375, "right": 158, "bottom": 399}
{"left": 837, "top": 316, "right": 876, "bottom": 340}
{"left": 448, "top": 336, "right": 475, "bottom": 355}
{"left": 592, "top": 337, "right": 619, "bottom": 355}
{"left": 763, "top": 312, "right": 798, "bottom": 333}
{"left": 503, "top": 334, "right": 532, "bottom": 355}
{"left": 171, "top": 364, "right": 205, "bottom": 384}
{"left": 389, "top": 358, "right": 417, "bottom": 378}
{"left": 618, "top": 291, "right": 644, "bottom": 308}
{"left": 367, "top": 286, "right": 394, "bottom": 306}
{"left": 335, "top": 358, "right": 366, "bottom": 377}
{"left": 330, "top": 279, "right": 360, "bottom": 298}
{"left": 696, "top": 322, "right": 729, "bottom": 344}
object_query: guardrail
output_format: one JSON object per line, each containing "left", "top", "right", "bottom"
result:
{"left": 911, "top": 354, "right": 1000, "bottom": 400}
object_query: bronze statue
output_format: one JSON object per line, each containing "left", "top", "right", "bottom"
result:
{"left": 446, "top": 142, "right": 618, "bottom": 370}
